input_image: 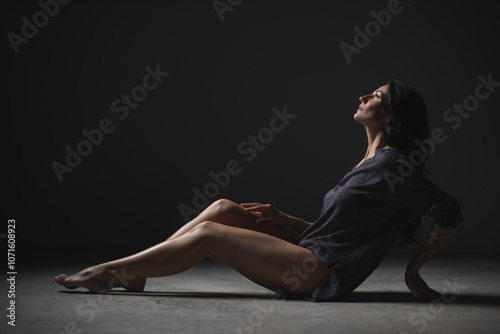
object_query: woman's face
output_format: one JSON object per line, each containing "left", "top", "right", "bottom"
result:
{"left": 354, "top": 84, "right": 391, "bottom": 129}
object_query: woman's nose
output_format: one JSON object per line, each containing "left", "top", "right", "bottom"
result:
{"left": 359, "top": 94, "right": 371, "bottom": 103}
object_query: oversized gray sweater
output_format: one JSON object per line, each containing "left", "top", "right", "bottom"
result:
{"left": 297, "top": 147, "right": 463, "bottom": 301}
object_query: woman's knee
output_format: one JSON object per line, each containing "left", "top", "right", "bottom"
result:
{"left": 188, "top": 221, "right": 229, "bottom": 256}
{"left": 188, "top": 221, "right": 222, "bottom": 242}
{"left": 208, "top": 198, "right": 243, "bottom": 217}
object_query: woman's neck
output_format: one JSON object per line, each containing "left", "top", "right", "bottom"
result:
{"left": 363, "top": 127, "right": 389, "bottom": 159}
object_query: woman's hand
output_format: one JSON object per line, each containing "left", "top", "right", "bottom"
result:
{"left": 405, "top": 268, "right": 441, "bottom": 302}
{"left": 240, "top": 203, "right": 289, "bottom": 225}
{"left": 404, "top": 224, "right": 454, "bottom": 302}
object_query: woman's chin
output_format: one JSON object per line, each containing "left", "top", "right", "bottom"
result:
{"left": 353, "top": 115, "right": 369, "bottom": 126}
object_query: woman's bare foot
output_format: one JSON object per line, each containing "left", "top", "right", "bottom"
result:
{"left": 54, "top": 266, "right": 112, "bottom": 293}
{"left": 54, "top": 266, "right": 146, "bottom": 293}
{"left": 118, "top": 276, "right": 147, "bottom": 292}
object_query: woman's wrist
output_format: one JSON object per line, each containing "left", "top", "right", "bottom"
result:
{"left": 405, "top": 264, "right": 420, "bottom": 275}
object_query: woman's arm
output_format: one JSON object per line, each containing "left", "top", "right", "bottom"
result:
{"left": 240, "top": 203, "right": 312, "bottom": 235}
{"left": 387, "top": 157, "right": 463, "bottom": 301}
{"left": 278, "top": 214, "right": 313, "bottom": 234}
{"left": 405, "top": 224, "right": 455, "bottom": 301}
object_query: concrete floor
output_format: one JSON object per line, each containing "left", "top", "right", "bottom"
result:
{"left": 1, "top": 251, "right": 499, "bottom": 334}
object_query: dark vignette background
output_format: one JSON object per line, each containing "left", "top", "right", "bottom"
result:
{"left": 4, "top": 0, "right": 500, "bottom": 260}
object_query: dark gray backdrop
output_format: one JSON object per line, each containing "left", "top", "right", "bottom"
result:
{"left": 5, "top": 0, "right": 500, "bottom": 256}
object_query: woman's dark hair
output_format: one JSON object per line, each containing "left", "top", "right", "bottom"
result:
{"left": 385, "top": 79, "right": 430, "bottom": 163}
{"left": 385, "top": 79, "right": 430, "bottom": 248}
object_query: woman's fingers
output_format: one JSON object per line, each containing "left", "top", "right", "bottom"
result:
{"left": 255, "top": 216, "right": 281, "bottom": 224}
{"left": 241, "top": 204, "right": 274, "bottom": 216}
{"left": 241, "top": 206, "right": 271, "bottom": 222}
{"left": 240, "top": 203, "right": 262, "bottom": 208}
{"left": 407, "top": 273, "right": 441, "bottom": 301}
{"left": 413, "top": 288, "right": 440, "bottom": 301}
{"left": 242, "top": 206, "right": 265, "bottom": 214}
{"left": 241, "top": 204, "right": 270, "bottom": 215}
{"left": 239, "top": 203, "right": 285, "bottom": 224}
{"left": 417, "top": 282, "right": 441, "bottom": 301}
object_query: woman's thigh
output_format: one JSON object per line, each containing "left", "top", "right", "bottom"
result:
{"left": 196, "top": 221, "right": 328, "bottom": 297}
{"left": 169, "top": 199, "right": 300, "bottom": 244}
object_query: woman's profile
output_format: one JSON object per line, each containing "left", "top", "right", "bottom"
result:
{"left": 55, "top": 80, "right": 463, "bottom": 302}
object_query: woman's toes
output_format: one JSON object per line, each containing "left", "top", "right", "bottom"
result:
{"left": 54, "top": 274, "right": 66, "bottom": 285}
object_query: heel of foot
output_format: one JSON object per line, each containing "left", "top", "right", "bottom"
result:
{"left": 124, "top": 278, "right": 146, "bottom": 292}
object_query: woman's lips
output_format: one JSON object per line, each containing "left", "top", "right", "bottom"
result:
{"left": 357, "top": 105, "right": 363, "bottom": 111}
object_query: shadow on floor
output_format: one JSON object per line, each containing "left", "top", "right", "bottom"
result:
{"left": 60, "top": 290, "right": 280, "bottom": 299}
{"left": 59, "top": 290, "right": 500, "bottom": 305}
{"left": 343, "top": 291, "right": 500, "bottom": 305}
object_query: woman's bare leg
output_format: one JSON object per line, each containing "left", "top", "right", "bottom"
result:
{"left": 55, "top": 221, "right": 327, "bottom": 297}
{"left": 167, "top": 199, "right": 299, "bottom": 243}
{"left": 55, "top": 199, "right": 300, "bottom": 292}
